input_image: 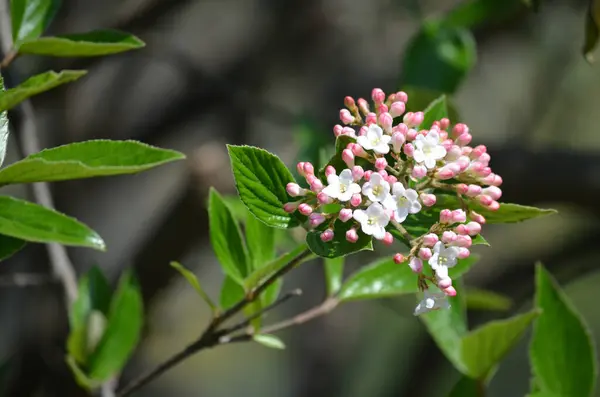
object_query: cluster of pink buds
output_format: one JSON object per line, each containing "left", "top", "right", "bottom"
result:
{"left": 284, "top": 88, "right": 503, "bottom": 315}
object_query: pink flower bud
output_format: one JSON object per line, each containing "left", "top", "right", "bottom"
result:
{"left": 378, "top": 104, "right": 388, "bottom": 114}
{"left": 389, "top": 101, "right": 406, "bottom": 118}
{"left": 342, "top": 149, "right": 355, "bottom": 168}
{"left": 479, "top": 167, "right": 492, "bottom": 178}
{"left": 365, "top": 112, "right": 377, "bottom": 125}
{"left": 488, "top": 200, "right": 500, "bottom": 211}
{"left": 379, "top": 112, "right": 393, "bottom": 133}
{"left": 472, "top": 144, "right": 487, "bottom": 156}
{"left": 345, "top": 228, "right": 358, "bottom": 243}
{"left": 298, "top": 203, "right": 313, "bottom": 216}
{"left": 391, "top": 131, "right": 405, "bottom": 153}
{"left": 457, "top": 247, "right": 471, "bottom": 259}
{"left": 325, "top": 166, "right": 336, "bottom": 177}
{"left": 310, "top": 179, "right": 324, "bottom": 192}
{"left": 393, "top": 253, "right": 405, "bottom": 264}
{"left": 456, "top": 133, "right": 472, "bottom": 146}
{"left": 455, "top": 183, "right": 469, "bottom": 195}
{"left": 403, "top": 143, "right": 415, "bottom": 157}
{"left": 377, "top": 169, "right": 388, "bottom": 178}
{"left": 470, "top": 211, "right": 486, "bottom": 224}
{"left": 481, "top": 173, "right": 496, "bottom": 185}
{"left": 351, "top": 143, "right": 368, "bottom": 158}
{"left": 342, "top": 127, "right": 356, "bottom": 137}
{"left": 333, "top": 124, "right": 343, "bottom": 137}
{"left": 383, "top": 232, "right": 394, "bottom": 246}
{"left": 358, "top": 126, "right": 368, "bottom": 136}
{"left": 441, "top": 139, "right": 454, "bottom": 151}
{"left": 439, "top": 131, "right": 448, "bottom": 140}
{"left": 446, "top": 145, "right": 462, "bottom": 161}
{"left": 404, "top": 111, "right": 424, "bottom": 127}
{"left": 395, "top": 91, "right": 408, "bottom": 103}
{"left": 466, "top": 184, "right": 482, "bottom": 197}
{"left": 344, "top": 96, "right": 356, "bottom": 110}
{"left": 442, "top": 231, "right": 457, "bottom": 243}
{"left": 394, "top": 123, "right": 409, "bottom": 135}
{"left": 461, "top": 146, "right": 473, "bottom": 156}
{"left": 357, "top": 98, "right": 370, "bottom": 115}
{"left": 340, "top": 109, "right": 355, "bottom": 124}
{"left": 286, "top": 183, "right": 306, "bottom": 197}
{"left": 440, "top": 209, "right": 453, "bottom": 224}
{"left": 452, "top": 123, "right": 469, "bottom": 139}
{"left": 483, "top": 186, "right": 502, "bottom": 200}
{"left": 454, "top": 235, "right": 472, "bottom": 248}
{"left": 435, "top": 165, "right": 456, "bottom": 180}
{"left": 477, "top": 194, "right": 493, "bottom": 206}
{"left": 492, "top": 174, "right": 503, "bottom": 186}
{"left": 351, "top": 165, "right": 364, "bottom": 181}
{"left": 363, "top": 170, "right": 372, "bottom": 181}
{"left": 455, "top": 224, "right": 469, "bottom": 235}
{"left": 432, "top": 121, "right": 441, "bottom": 129}
{"left": 386, "top": 175, "right": 397, "bottom": 184}
{"left": 406, "top": 128, "right": 418, "bottom": 141}
{"left": 317, "top": 192, "right": 333, "bottom": 205}
{"left": 309, "top": 213, "right": 326, "bottom": 227}
{"left": 350, "top": 194, "right": 362, "bottom": 207}
{"left": 420, "top": 193, "right": 436, "bottom": 207}
{"left": 423, "top": 233, "right": 439, "bottom": 247}
{"left": 451, "top": 209, "right": 467, "bottom": 223}
{"left": 466, "top": 221, "right": 481, "bottom": 236}
{"left": 371, "top": 88, "right": 386, "bottom": 104}
{"left": 339, "top": 208, "right": 353, "bottom": 222}
{"left": 375, "top": 157, "right": 388, "bottom": 170}
{"left": 419, "top": 247, "right": 432, "bottom": 260}
{"left": 440, "top": 118, "right": 450, "bottom": 130}
{"left": 412, "top": 165, "right": 428, "bottom": 179}
{"left": 438, "top": 277, "right": 452, "bottom": 289}
{"left": 456, "top": 156, "right": 470, "bottom": 172}
{"left": 303, "top": 162, "right": 314, "bottom": 175}
{"left": 443, "top": 285, "right": 457, "bottom": 297}
{"left": 305, "top": 174, "right": 317, "bottom": 185}
{"left": 320, "top": 229, "right": 334, "bottom": 242}
{"left": 283, "top": 202, "right": 299, "bottom": 213}
{"left": 477, "top": 152, "right": 491, "bottom": 166}
{"left": 408, "top": 257, "right": 423, "bottom": 273}
{"left": 296, "top": 162, "right": 306, "bottom": 177}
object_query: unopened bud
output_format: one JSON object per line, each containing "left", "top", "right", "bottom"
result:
{"left": 382, "top": 232, "right": 394, "bottom": 246}
{"left": 395, "top": 91, "right": 408, "bottom": 103}
{"left": 456, "top": 133, "right": 472, "bottom": 146}
{"left": 351, "top": 165, "right": 364, "bottom": 181}
{"left": 442, "top": 231, "right": 458, "bottom": 243}
{"left": 339, "top": 208, "right": 353, "bottom": 222}
{"left": 457, "top": 247, "right": 471, "bottom": 259}
{"left": 389, "top": 101, "right": 406, "bottom": 118}
{"left": 379, "top": 112, "right": 393, "bottom": 133}
{"left": 340, "top": 109, "right": 355, "bottom": 124}
{"left": 466, "top": 221, "right": 481, "bottom": 236}
{"left": 345, "top": 228, "right": 358, "bottom": 243}
{"left": 320, "top": 229, "right": 334, "bottom": 242}
{"left": 419, "top": 248, "right": 432, "bottom": 260}
{"left": 451, "top": 123, "right": 469, "bottom": 139}
{"left": 482, "top": 186, "right": 502, "bottom": 200}
{"left": 391, "top": 131, "right": 405, "bottom": 153}
{"left": 403, "top": 143, "right": 415, "bottom": 157}
{"left": 438, "top": 277, "right": 453, "bottom": 290}
{"left": 286, "top": 183, "right": 306, "bottom": 197}
{"left": 409, "top": 257, "right": 423, "bottom": 273}
{"left": 423, "top": 233, "right": 439, "bottom": 247}
{"left": 443, "top": 285, "right": 457, "bottom": 297}
{"left": 309, "top": 213, "right": 326, "bottom": 227}
{"left": 357, "top": 98, "right": 370, "bottom": 115}
{"left": 393, "top": 253, "right": 405, "bottom": 264}
{"left": 298, "top": 203, "right": 313, "bottom": 216}
{"left": 375, "top": 157, "right": 388, "bottom": 170}
{"left": 451, "top": 209, "right": 467, "bottom": 223}
{"left": 371, "top": 88, "right": 386, "bottom": 104}
{"left": 412, "top": 165, "right": 428, "bottom": 179}
{"left": 317, "top": 192, "right": 333, "bottom": 204}
{"left": 469, "top": 211, "right": 486, "bottom": 224}
{"left": 283, "top": 202, "right": 299, "bottom": 213}
{"left": 342, "top": 149, "right": 355, "bottom": 168}
{"left": 333, "top": 124, "right": 344, "bottom": 137}
{"left": 350, "top": 194, "right": 362, "bottom": 207}
{"left": 420, "top": 193, "right": 436, "bottom": 207}
{"left": 325, "top": 165, "right": 336, "bottom": 177}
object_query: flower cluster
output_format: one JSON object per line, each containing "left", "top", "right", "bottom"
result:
{"left": 284, "top": 88, "right": 503, "bottom": 315}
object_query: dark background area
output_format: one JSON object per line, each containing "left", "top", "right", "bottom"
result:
{"left": 1, "top": 0, "right": 600, "bottom": 396}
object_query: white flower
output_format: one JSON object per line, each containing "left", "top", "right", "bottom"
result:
{"left": 429, "top": 241, "right": 459, "bottom": 279}
{"left": 352, "top": 202, "right": 390, "bottom": 240}
{"left": 361, "top": 173, "right": 390, "bottom": 202}
{"left": 322, "top": 169, "right": 361, "bottom": 202}
{"left": 413, "top": 130, "right": 447, "bottom": 169}
{"left": 414, "top": 290, "right": 450, "bottom": 316}
{"left": 357, "top": 124, "right": 391, "bottom": 154}
{"left": 383, "top": 182, "right": 421, "bottom": 222}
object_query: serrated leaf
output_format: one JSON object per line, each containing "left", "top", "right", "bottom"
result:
{"left": 401, "top": 20, "right": 476, "bottom": 94}
{"left": 0, "top": 195, "right": 105, "bottom": 249}
{"left": 245, "top": 212, "right": 275, "bottom": 270}
{"left": 0, "top": 140, "right": 185, "bottom": 185}
{"left": 227, "top": 145, "right": 300, "bottom": 229}
{"left": 209, "top": 188, "right": 249, "bottom": 284}
{"left": 16, "top": 30, "right": 145, "bottom": 57}
{"left": 324, "top": 257, "right": 344, "bottom": 296}
{"left": 0, "top": 75, "right": 9, "bottom": 167}
{"left": 244, "top": 243, "right": 312, "bottom": 290}
{"left": 10, "top": 0, "right": 61, "bottom": 44}
{"left": 338, "top": 255, "right": 479, "bottom": 302}
{"left": 583, "top": 0, "right": 600, "bottom": 63}
{"left": 220, "top": 276, "right": 245, "bottom": 310}
{"left": 88, "top": 271, "right": 143, "bottom": 381}
{"left": 170, "top": 262, "right": 216, "bottom": 312}
{"left": 465, "top": 288, "right": 512, "bottom": 312}
{"left": 253, "top": 334, "right": 285, "bottom": 349}
{"left": 0, "top": 70, "right": 86, "bottom": 112}
{"left": 530, "top": 264, "right": 597, "bottom": 397}
{"left": 448, "top": 376, "right": 480, "bottom": 397}
{"left": 422, "top": 95, "right": 449, "bottom": 129}
{"left": 306, "top": 220, "right": 373, "bottom": 259}
{"left": 0, "top": 234, "right": 26, "bottom": 261}
{"left": 460, "top": 310, "right": 539, "bottom": 379}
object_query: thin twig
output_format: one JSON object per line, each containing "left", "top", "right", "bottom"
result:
{"left": 116, "top": 248, "right": 312, "bottom": 397}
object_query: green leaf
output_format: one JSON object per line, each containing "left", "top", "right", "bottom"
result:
{"left": 10, "top": 0, "right": 60, "bottom": 44}
{"left": 338, "top": 255, "right": 479, "bottom": 302}
{"left": 209, "top": 188, "right": 249, "bottom": 284}
{"left": 16, "top": 30, "right": 145, "bottom": 57}
{"left": 253, "top": 334, "right": 285, "bottom": 349}
{"left": 170, "top": 261, "right": 216, "bottom": 312}
{"left": 88, "top": 271, "right": 143, "bottom": 381}
{"left": 448, "top": 376, "right": 481, "bottom": 397}
{"left": 465, "top": 288, "right": 512, "bottom": 312}
{"left": 460, "top": 310, "right": 539, "bottom": 379}
{"left": 306, "top": 220, "right": 372, "bottom": 259}
{"left": 227, "top": 145, "right": 300, "bottom": 229}
{"left": 245, "top": 212, "right": 275, "bottom": 270}
{"left": 583, "top": 0, "right": 600, "bottom": 63}
{"left": 0, "top": 234, "right": 26, "bottom": 261}
{"left": 244, "top": 243, "right": 312, "bottom": 290}
{"left": 0, "top": 75, "right": 9, "bottom": 167}
{"left": 220, "top": 276, "right": 245, "bottom": 310}
{"left": 0, "top": 195, "right": 105, "bottom": 249}
{"left": 530, "top": 264, "right": 597, "bottom": 397}
{"left": 0, "top": 140, "right": 185, "bottom": 185}
{"left": 401, "top": 20, "right": 476, "bottom": 94}
{"left": 67, "top": 266, "right": 112, "bottom": 364}
{"left": 66, "top": 355, "right": 100, "bottom": 390}
{"left": 421, "top": 95, "right": 449, "bottom": 129}
{"left": 324, "top": 257, "right": 344, "bottom": 296}
{"left": 261, "top": 278, "right": 282, "bottom": 309}
{"left": 0, "top": 70, "right": 87, "bottom": 112}
{"left": 444, "top": 0, "right": 526, "bottom": 29}
{"left": 471, "top": 234, "right": 490, "bottom": 246}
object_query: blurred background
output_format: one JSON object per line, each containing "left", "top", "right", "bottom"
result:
{"left": 1, "top": 0, "right": 600, "bottom": 396}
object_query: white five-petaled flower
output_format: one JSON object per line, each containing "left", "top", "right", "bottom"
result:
{"left": 383, "top": 182, "right": 422, "bottom": 222}
{"left": 357, "top": 124, "right": 391, "bottom": 154}
{"left": 361, "top": 172, "right": 390, "bottom": 202}
{"left": 429, "top": 241, "right": 459, "bottom": 279}
{"left": 352, "top": 202, "right": 390, "bottom": 240}
{"left": 322, "top": 169, "right": 361, "bottom": 202}
{"left": 414, "top": 290, "right": 450, "bottom": 316}
{"left": 413, "top": 130, "right": 447, "bottom": 169}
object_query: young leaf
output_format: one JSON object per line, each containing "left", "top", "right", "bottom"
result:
{"left": 16, "top": 30, "right": 145, "bottom": 57}
{"left": 10, "top": 0, "right": 60, "bottom": 44}
{"left": 0, "top": 195, "right": 105, "bottom": 250}
{"left": 88, "top": 271, "right": 143, "bottom": 381}
{"left": 324, "top": 257, "right": 344, "bottom": 296}
{"left": 244, "top": 243, "right": 312, "bottom": 290}
{"left": 460, "top": 310, "right": 539, "bottom": 379}
{"left": 253, "top": 334, "right": 285, "bottom": 349}
{"left": 227, "top": 145, "right": 300, "bottom": 229}
{"left": 338, "top": 255, "right": 479, "bottom": 302}
{"left": 472, "top": 234, "right": 490, "bottom": 246}
{"left": 66, "top": 355, "right": 101, "bottom": 390}
{"left": 0, "top": 70, "right": 87, "bottom": 112}
{"left": 465, "top": 288, "right": 512, "bottom": 312}
{"left": 306, "top": 220, "right": 372, "bottom": 259}
{"left": 530, "top": 265, "right": 597, "bottom": 397}
{"left": 220, "top": 276, "right": 245, "bottom": 310}
{"left": 421, "top": 95, "right": 448, "bottom": 129}
{"left": 401, "top": 20, "right": 476, "bottom": 94}
{"left": 245, "top": 212, "right": 275, "bottom": 270}
{"left": 0, "top": 75, "right": 9, "bottom": 167}
{"left": 448, "top": 376, "right": 481, "bottom": 397}
{"left": 583, "top": 0, "right": 600, "bottom": 63}
{"left": 170, "top": 262, "right": 216, "bottom": 312}
{"left": 0, "top": 234, "right": 26, "bottom": 261}
{"left": 0, "top": 140, "right": 185, "bottom": 185}
{"left": 209, "top": 188, "right": 249, "bottom": 284}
